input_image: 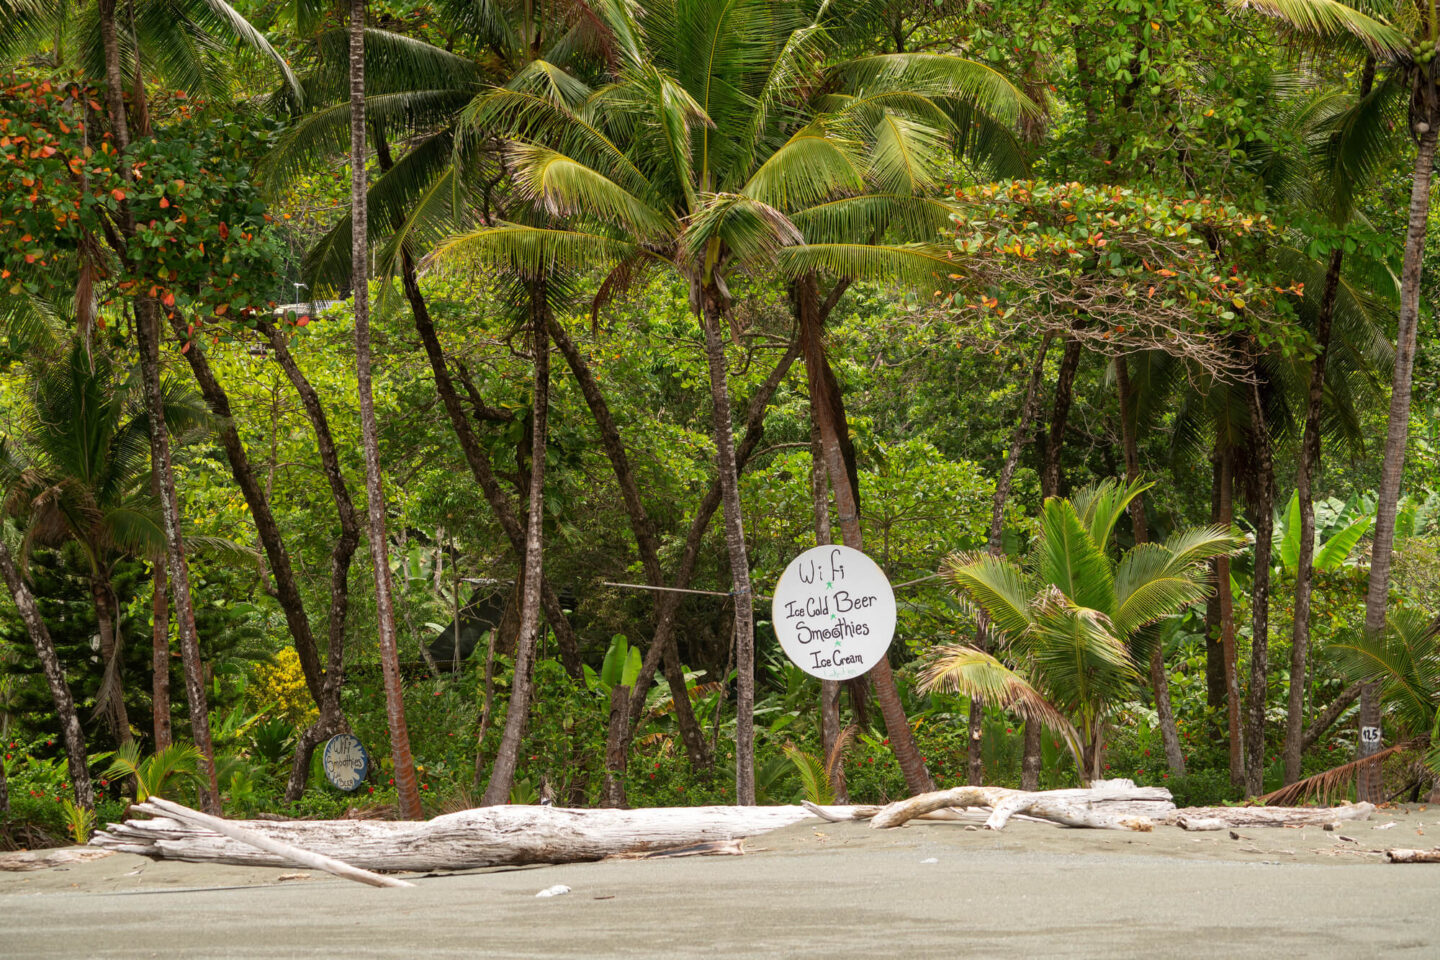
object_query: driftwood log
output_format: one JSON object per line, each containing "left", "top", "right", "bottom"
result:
{"left": 862, "top": 781, "right": 1176, "bottom": 831}
{"left": 90, "top": 804, "right": 820, "bottom": 871}
{"left": 1170, "top": 802, "right": 1374, "bottom": 831}
{"left": 1386, "top": 847, "right": 1440, "bottom": 863}
{"left": 138, "top": 797, "right": 413, "bottom": 888}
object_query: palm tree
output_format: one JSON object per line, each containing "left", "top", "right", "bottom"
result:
{"left": 1234, "top": 0, "right": 1440, "bottom": 799}
{"left": 347, "top": 0, "right": 424, "bottom": 820}
{"left": 430, "top": 0, "right": 1026, "bottom": 801}
{"left": 924, "top": 479, "right": 1242, "bottom": 782}
{"left": 2, "top": 344, "right": 207, "bottom": 748}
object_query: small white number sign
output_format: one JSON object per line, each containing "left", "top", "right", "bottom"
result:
{"left": 1360, "top": 726, "right": 1382, "bottom": 746}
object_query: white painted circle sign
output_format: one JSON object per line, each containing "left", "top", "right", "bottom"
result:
{"left": 322, "top": 734, "right": 369, "bottom": 792}
{"left": 771, "top": 545, "right": 896, "bottom": 681}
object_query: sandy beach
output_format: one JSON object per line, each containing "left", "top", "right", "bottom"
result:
{"left": 3, "top": 804, "right": 1439, "bottom": 958}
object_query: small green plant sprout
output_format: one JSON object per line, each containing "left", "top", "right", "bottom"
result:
{"left": 61, "top": 798, "right": 95, "bottom": 844}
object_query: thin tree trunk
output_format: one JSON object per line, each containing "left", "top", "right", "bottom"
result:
{"left": 546, "top": 317, "right": 711, "bottom": 766}
{"left": 91, "top": 578, "right": 132, "bottom": 746}
{"left": 169, "top": 321, "right": 329, "bottom": 707}
{"left": 0, "top": 539, "right": 94, "bottom": 810}
{"left": 1358, "top": 120, "right": 1437, "bottom": 802}
{"left": 480, "top": 287, "right": 550, "bottom": 807}
{"left": 1217, "top": 442, "right": 1242, "bottom": 784}
{"left": 404, "top": 259, "right": 584, "bottom": 680}
{"left": 471, "top": 626, "right": 497, "bottom": 793}
{"left": 1041, "top": 338, "right": 1082, "bottom": 499}
{"left": 698, "top": 281, "right": 757, "bottom": 805}
{"left": 1205, "top": 451, "right": 1225, "bottom": 708}
{"left": 611, "top": 342, "right": 801, "bottom": 785}
{"left": 1116, "top": 357, "right": 1184, "bottom": 776}
{"left": 1284, "top": 249, "right": 1342, "bottom": 785}
{"left": 135, "top": 301, "right": 220, "bottom": 813}
{"left": 969, "top": 336, "right": 1053, "bottom": 784}
{"left": 349, "top": 0, "right": 421, "bottom": 820}
{"left": 1302, "top": 681, "right": 1360, "bottom": 754}
{"left": 1243, "top": 377, "right": 1275, "bottom": 798}
{"left": 809, "top": 420, "right": 846, "bottom": 802}
{"left": 258, "top": 321, "right": 359, "bottom": 801}
{"left": 150, "top": 555, "right": 171, "bottom": 750}
{"left": 796, "top": 275, "right": 932, "bottom": 796}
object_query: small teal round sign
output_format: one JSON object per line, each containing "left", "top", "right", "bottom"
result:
{"left": 322, "top": 734, "right": 369, "bottom": 792}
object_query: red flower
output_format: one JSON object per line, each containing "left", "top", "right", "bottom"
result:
{"left": 388, "top": 778, "right": 394, "bottom": 785}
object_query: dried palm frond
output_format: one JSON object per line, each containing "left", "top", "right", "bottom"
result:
{"left": 825, "top": 724, "right": 856, "bottom": 786}
{"left": 1256, "top": 737, "right": 1426, "bottom": 807}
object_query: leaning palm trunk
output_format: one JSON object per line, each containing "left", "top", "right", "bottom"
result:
{"left": 90, "top": 576, "right": 133, "bottom": 746}
{"left": 1359, "top": 121, "right": 1438, "bottom": 801}
{"left": 698, "top": 281, "right": 759, "bottom": 805}
{"left": 0, "top": 538, "right": 94, "bottom": 810}
{"left": 349, "top": 0, "right": 421, "bottom": 819}
{"left": 796, "top": 276, "right": 933, "bottom": 796}
{"left": 480, "top": 288, "right": 550, "bottom": 806}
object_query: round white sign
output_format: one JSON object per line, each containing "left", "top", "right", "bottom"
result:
{"left": 771, "top": 545, "right": 896, "bottom": 681}
{"left": 322, "top": 734, "right": 369, "bottom": 792}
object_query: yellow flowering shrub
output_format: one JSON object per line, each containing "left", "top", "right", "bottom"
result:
{"left": 250, "top": 648, "right": 317, "bottom": 726}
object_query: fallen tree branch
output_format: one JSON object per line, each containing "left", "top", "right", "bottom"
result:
{"left": 137, "top": 797, "right": 414, "bottom": 888}
{"left": 868, "top": 781, "right": 1174, "bottom": 831}
{"left": 92, "top": 804, "right": 819, "bottom": 871}
{"left": 1168, "top": 802, "right": 1374, "bottom": 830}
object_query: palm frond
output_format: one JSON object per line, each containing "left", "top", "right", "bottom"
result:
{"left": 1231, "top": 0, "right": 1410, "bottom": 56}
{"left": 940, "top": 550, "right": 1032, "bottom": 640}
{"left": 775, "top": 241, "right": 954, "bottom": 287}
{"left": 740, "top": 121, "right": 864, "bottom": 212}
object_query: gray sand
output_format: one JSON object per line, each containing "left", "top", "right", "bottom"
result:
{"left": 4, "top": 806, "right": 1439, "bottom": 958}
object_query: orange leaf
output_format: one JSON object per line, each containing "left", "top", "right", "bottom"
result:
{"left": 162, "top": 292, "right": 176, "bottom": 307}
{"left": 159, "top": 197, "right": 170, "bottom": 208}
{"left": 111, "top": 188, "right": 126, "bottom": 201}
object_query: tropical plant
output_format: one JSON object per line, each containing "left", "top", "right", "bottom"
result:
{"left": 101, "top": 741, "right": 204, "bottom": 802}
{"left": 922, "top": 478, "right": 1242, "bottom": 781}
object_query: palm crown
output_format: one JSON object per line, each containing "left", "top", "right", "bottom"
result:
{"left": 923, "top": 478, "right": 1242, "bottom": 780}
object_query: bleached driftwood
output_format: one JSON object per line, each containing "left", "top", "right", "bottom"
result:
{"left": 138, "top": 797, "right": 414, "bottom": 888}
{"left": 0, "top": 846, "right": 116, "bottom": 872}
{"left": 91, "top": 804, "right": 820, "bottom": 871}
{"left": 802, "top": 802, "right": 1052, "bottom": 826}
{"left": 1386, "top": 847, "right": 1440, "bottom": 863}
{"left": 1167, "top": 802, "right": 1373, "bottom": 830}
{"left": 867, "top": 780, "right": 1175, "bottom": 831}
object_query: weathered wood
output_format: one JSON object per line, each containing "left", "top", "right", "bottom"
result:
{"left": 1386, "top": 847, "right": 1440, "bottom": 863}
{"left": 869, "top": 781, "right": 1175, "bottom": 831}
{"left": 1165, "top": 802, "right": 1374, "bottom": 829}
{"left": 92, "top": 805, "right": 820, "bottom": 870}
{"left": 0, "top": 847, "right": 116, "bottom": 872}
{"left": 135, "top": 797, "right": 414, "bottom": 888}
{"left": 802, "top": 801, "right": 1050, "bottom": 826}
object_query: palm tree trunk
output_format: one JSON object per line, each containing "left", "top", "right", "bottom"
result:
{"left": 257, "top": 321, "right": 359, "bottom": 801}
{"left": 1284, "top": 248, "right": 1342, "bottom": 785}
{"left": 796, "top": 275, "right": 933, "bottom": 796}
{"left": 545, "top": 317, "right": 711, "bottom": 766}
{"left": 1216, "top": 441, "right": 1243, "bottom": 784}
{"left": 150, "top": 557, "right": 171, "bottom": 750}
{"left": 91, "top": 577, "right": 132, "bottom": 746}
{"left": 349, "top": 0, "right": 421, "bottom": 820}
{"left": 606, "top": 341, "right": 801, "bottom": 797}
{"left": 698, "top": 281, "right": 757, "bottom": 805}
{"left": 1358, "top": 118, "right": 1438, "bottom": 802}
{"left": 480, "top": 286, "right": 550, "bottom": 806}
{"left": 0, "top": 539, "right": 94, "bottom": 810}
{"left": 404, "top": 258, "right": 585, "bottom": 680}
{"left": 135, "top": 300, "right": 221, "bottom": 813}
{"left": 1116, "top": 357, "right": 1185, "bottom": 777}
{"left": 809, "top": 420, "right": 847, "bottom": 802}
{"left": 1243, "top": 377, "right": 1275, "bottom": 797}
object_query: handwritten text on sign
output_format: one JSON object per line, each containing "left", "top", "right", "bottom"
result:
{"left": 771, "top": 545, "right": 896, "bottom": 681}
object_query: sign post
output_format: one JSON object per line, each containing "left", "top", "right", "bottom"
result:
{"left": 771, "top": 545, "right": 896, "bottom": 681}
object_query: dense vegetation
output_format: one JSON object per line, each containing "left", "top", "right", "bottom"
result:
{"left": 1, "top": 0, "right": 1438, "bottom": 843}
